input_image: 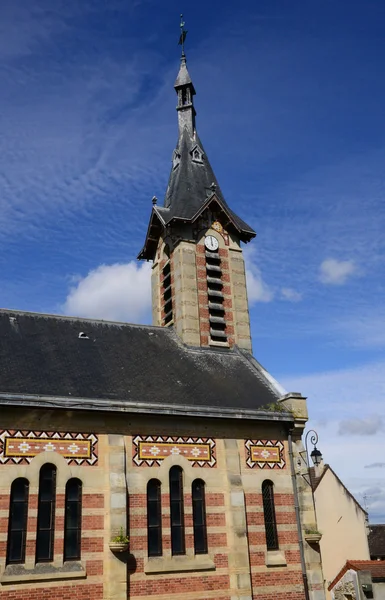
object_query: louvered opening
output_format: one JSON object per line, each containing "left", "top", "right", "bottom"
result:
{"left": 162, "top": 260, "right": 173, "bottom": 326}
{"left": 206, "top": 247, "right": 227, "bottom": 343}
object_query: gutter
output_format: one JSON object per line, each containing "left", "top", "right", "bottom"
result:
{"left": 0, "top": 392, "right": 294, "bottom": 423}
{"left": 288, "top": 430, "right": 310, "bottom": 600}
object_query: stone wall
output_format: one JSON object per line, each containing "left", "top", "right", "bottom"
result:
{"left": 0, "top": 407, "right": 323, "bottom": 600}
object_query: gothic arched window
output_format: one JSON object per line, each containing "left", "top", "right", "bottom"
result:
{"left": 36, "top": 464, "right": 56, "bottom": 562}
{"left": 6, "top": 478, "right": 29, "bottom": 564}
{"left": 192, "top": 479, "right": 207, "bottom": 554}
{"left": 169, "top": 466, "right": 185, "bottom": 555}
{"left": 147, "top": 479, "right": 162, "bottom": 557}
{"left": 262, "top": 480, "right": 279, "bottom": 551}
{"left": 64, "top": 478, "right": 82, "bottom": 561}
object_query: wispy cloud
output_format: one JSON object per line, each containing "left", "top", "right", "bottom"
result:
{"left": 334, "top": 311, "right": 385, "bottom": 349}
{"left": 281, "top": 360, "right": 385, "bottom": 423}
{"left": 281, "top": 287, "right": 302, "bottom": 302}
{"left": 244, "top": 247, "right": 274, "bottom": 303}
{"left": 282, "top": 362, "right": 385, "bottom": 521}
{"left": 319, "top": 258, "right": 357, "bottom": 285}
{"left": 365, "top": 463, "right": 385, "bottom": 469}
{"left": 339, "top": 416, "right": 383, "bottom": 436}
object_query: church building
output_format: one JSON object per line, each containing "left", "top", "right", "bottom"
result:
{"left": 0, "top": 40, "right": 325, "bottom": 600}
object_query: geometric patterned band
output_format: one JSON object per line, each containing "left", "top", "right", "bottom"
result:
{"left": 133, "top": 435, "right": 216, "bottom": 467}
{"left": 245, "top": 439, "right": 285, "bottom": 469}
{"left": 0, "top": 430, "right": 98, "bottom": 465}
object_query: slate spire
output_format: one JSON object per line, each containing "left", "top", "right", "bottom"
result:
{"left": 174, "top": 51, "right": 196, "bottom": 137}
{"left": 138, "top": 29, "right": 255, "bottom": 261}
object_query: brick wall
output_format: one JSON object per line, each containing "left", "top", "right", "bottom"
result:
{"left": 0, "top": 439, "right": 106, "bottom": 599}
{"left": 196, "top": 242, "right": 235, "bottom": 347}
{"left": 129, "top": 489, "right": 231, "bottom": 599}
{"left": 0, "top": 419, "right": 321, "bottom": 600}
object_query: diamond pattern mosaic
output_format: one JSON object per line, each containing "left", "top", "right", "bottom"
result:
{"left": 245, "top": 439, "right": 285, "bottom": 469}
{"left": 0, "top": 430, "right": 98, "bottom": 465}
{"left": 133, "top": 435, "right": 216, "bottom": 467}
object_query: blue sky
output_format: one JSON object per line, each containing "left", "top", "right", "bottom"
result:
{"left": 1, "top": 0, "right": 385, "bottom": 521}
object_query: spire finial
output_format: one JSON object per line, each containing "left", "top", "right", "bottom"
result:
{"left": 178, "top": 14, "right": 187, "bottom": 58}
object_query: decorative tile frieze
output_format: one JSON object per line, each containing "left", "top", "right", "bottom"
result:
{"left": 245, "top": 439, "right": 285, "bottom": 469}
{"left": 211, "top": 221, "right": 229, "bottom": 246}
{"left": 0, "top": 430, "right": 98, "bottom": 465}
{"left": 133, "top": 435, "right": 216, "bottom": 467}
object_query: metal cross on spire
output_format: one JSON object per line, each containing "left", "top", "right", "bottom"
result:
{"left": 178, "top": 14, "right": 187, "bottom": 56}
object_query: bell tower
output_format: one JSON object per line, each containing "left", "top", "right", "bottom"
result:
{"left": 138, "top": 27, "right": 256, "bottom": 353}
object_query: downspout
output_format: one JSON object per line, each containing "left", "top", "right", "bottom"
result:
{"left": 288, "top": 429, "right": 310, "bottom": 600}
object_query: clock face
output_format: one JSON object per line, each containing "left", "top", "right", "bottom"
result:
{"left": 205, "top": 235, "right": 219, "bottom": 251}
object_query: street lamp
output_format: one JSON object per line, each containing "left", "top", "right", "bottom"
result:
{"left": 300, "top": 429, "right": 323, "bottom": 487}
{"left": 305, "top": 430, "right": 322, "bottom": 468}
{"left": 310, "top": 445, "right": 323, "bottom": 467}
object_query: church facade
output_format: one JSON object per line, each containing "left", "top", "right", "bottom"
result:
{"left": 0, "top": 49, "right": 325, "bottom": 600}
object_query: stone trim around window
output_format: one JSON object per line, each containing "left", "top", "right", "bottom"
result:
{"left": 0, "top": 562, "right": 87, "bottom": 584}
{"left": 144, "top": 554, "right": 215, "bottom": 575}
{"left": 265, "top": 550, "right": 287, "bottom": 567}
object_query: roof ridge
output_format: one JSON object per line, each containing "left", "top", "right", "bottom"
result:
{"left": 0, "top": 308, "right": 168, "bottom": 332}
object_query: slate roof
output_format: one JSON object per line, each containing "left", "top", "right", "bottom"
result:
{"left": 160, "top": 128, "right": 255, "bottom": 236}
{"left": 0, "top": 309, "right": 289, "bottom": 419}
{"left": 368, "top": 525, "right": 385, "bottom": 559}
{"left": 174, "top": 56, "right": 195, "bottom": 90}
{"left": 138, "top": 56, "right": 256, "bottom": 260}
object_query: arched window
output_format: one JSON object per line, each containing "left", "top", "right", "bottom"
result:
{"left": 169, "top": 466, "right": 185, "bottom": 555}
{"left": 262, "top": 480, "right": 278, "bottom": 551}
{"left": 6, "top": 478, "right": 29, "bottom": 564}
{"left": 192, "top": 479, "right": 207, "bottom": 554}
{"left": 64, "top": 478, "right": 82, "bottom": 561}
{"left": 36, "top": 464, "right": 56, "bottom": 562}
{"left": 147, "top": 479, "right": 162, "bottom": 557}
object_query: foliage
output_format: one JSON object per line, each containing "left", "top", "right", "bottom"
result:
{"left": 305, "top": 528, "right": 321, "bottom": 535}
{"left": 261, "top": 402, "right": 292, "bottom": 414}
{"left": 111, "top": 527, "right": 129, "bottom": 544}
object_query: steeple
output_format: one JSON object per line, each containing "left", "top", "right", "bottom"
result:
{"left": 174, "top": 51, "right": 196, "bottom": 137}
{"left": 138, "top": 20, "right": 256, "bottom": 353}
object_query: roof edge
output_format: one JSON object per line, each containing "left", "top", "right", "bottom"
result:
{"left": 0, "top": 308, "right": 162, "bottom": 330}
{"left": 314, "top": 464, "right": 367, "bottom": 514}
{"left": 236, "top": 348, "right": 287, "bottom": 398}
{"left": 0, "top": 392, "right": 295, "bottom": 422}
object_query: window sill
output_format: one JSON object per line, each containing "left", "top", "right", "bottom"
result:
{"left": 0, "top": 562, "right": 86, "bottom": 584}
{"left": 144, "top": 554, "right": 216, "bottom": 574}
{"left": 265, "top": 550, "right": 287, "bottom": 567}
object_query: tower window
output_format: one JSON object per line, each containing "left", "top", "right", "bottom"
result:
{"left": 36, "top": 464, "right": 56, "bottom": 562}
{"left": 205, "top": 245, "right": 227, "bottom": 343}
{"left": 6, "top": 478, "right": 29, "bottom": 564}
{"left": 192, "top": 479, "right": 207, "bottom": 554}
{"left": 262, "top": 480, "right": 279, "bottom": 551}
{"left": 162, "top": 258, "right": 173, "bottom": 326}
{"left": 64, "top": 478, "right": 82, "bottom": 561}
{"left": 191, "top": 145, "right": 203, "bottom": 163}
{"left": 181, "top": 89, "right": 188, "bottom": 106}
{"left": 169, "top": 466, "right": 185, "bottom": 555}
{"left": 147, "top": 479, "right": 162, "bottom": 557}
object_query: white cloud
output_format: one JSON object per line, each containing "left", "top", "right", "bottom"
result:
{"left": 339, "top": 416, "right": 383, "bottom": 436}
{"left": 319, "top": 258, "right": 356, "bottom": 285}
{"left": 281, "top": 287, "right": 302, "bottom": 302}
{"left": 244, "top": 247, "right": 274, "bottom": 304}
{"left": 63, "top": 261, "right": 152, "bottom": 323}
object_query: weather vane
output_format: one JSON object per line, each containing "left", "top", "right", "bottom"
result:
{"left": 178, "top": 14, "right": 187, "bottom": 56}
